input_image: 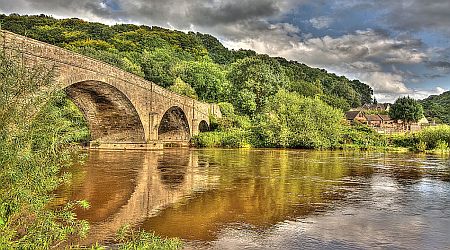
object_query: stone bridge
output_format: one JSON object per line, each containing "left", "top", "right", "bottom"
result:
{"left": 0, "top": 30, "right": 221, "bottom": 149}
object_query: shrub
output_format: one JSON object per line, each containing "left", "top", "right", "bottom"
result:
{"left": 434, "top": 139, "right": 449, "bottom": 153}
{"left": 341, "top": 124, "right": 386, "bottom": 149}
{"left": 417, "top": 125, "right": 450, "bottom": 150}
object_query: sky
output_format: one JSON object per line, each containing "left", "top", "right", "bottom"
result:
{"left": 1, "top": 0, "right": 450, "bottom": 102}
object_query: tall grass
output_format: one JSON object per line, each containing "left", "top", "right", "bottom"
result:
{"left": 0, "top": 48, "right": 90, "bottom": 248}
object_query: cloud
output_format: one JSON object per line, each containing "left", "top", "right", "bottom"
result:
{"left": 225, "top": 28, "right": 428, "bottom": 100}
{"left": 1, "top": 0, "right": 449, "bottom": 103}
{"left": 375, "top": 87, "right": 447, "bottom": 103}
{"left": 309, "top": 16, "right": 333, "bottom": 29}
{"left": 335, "top": 0, "right": 450, "bottom": 34}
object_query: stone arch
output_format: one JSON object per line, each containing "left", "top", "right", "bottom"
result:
{"left": 199, "top": 120, "right": 209, "bottom": 132}
{"left": 158, "top": 106, "right": 190, "bottom": 141}
{"left": 65, "top": 80, "right": 146, "bottom": 143}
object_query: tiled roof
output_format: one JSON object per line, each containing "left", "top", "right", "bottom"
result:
{"left": 365, "top": 114, "right": 382, "bottom": 121}
{"left": 378, "top": 115, "right": 392, "bottom": 121}
{"left": 345, "top": 111, "right": 361, "bottom": 120}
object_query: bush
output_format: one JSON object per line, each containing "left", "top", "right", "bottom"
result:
{"left": 434, "top": 140, "right": 449, "bottom": 153}
{"left": 116, "top": 225, "right": 182, "bottom": 250}
{"left": 417, "top": 125, "right": 450, "bottom": 150}
{"left": 191, "top": 129, "right": 251, "bottom": 148}
{"left": 0, "top": 49, "right": 89, "bottom": 248}
{"left": 341, "top": 124, "right": 386, "bottom": 149}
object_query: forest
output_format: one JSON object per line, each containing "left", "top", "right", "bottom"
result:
{"left": 421, "top": 91, "right": 450, "bottom": 124}
{"left": 0, "top": 14, "right": 377, "bottom": 149}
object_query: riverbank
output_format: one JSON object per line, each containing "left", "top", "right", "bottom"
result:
{"left": 191, "top": 124, "right": 450, "bottom": 155}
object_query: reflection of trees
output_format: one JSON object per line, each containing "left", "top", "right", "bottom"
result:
{"left": 142, "top": 150, "right": 377, "bottom": 240}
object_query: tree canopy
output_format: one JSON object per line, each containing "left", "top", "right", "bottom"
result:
{"left": 389, "top": 96, "right": 424, "bottom": 123}
{"left": 0, "top": 14, "right": 374, "bottom": 116}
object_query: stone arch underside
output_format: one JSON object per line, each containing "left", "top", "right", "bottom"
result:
{"left": 65, "top": 80, "right": 145, "bottom": 143}
{"left": 158, "top": 106, "right": 190, "bottom": 141}
{"left": 199, "top": 120, "right": 209, "bottom": 132}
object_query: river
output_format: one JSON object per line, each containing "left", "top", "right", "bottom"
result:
{"left": 58, "top": 149, "right": 450, "bottom": 249}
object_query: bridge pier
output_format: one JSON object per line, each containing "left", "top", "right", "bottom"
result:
{"left": 89, "top": 141, "right": 164, "bottom": 150}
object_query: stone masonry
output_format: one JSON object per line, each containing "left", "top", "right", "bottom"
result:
{"left": 0, "top": 30, "right": 221, "bottom": 147}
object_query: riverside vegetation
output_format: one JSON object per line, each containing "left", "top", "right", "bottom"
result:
{"left": 1, "top": 13, "right": 450, "bottom": 249}
{"left": 0, "top": 49, "right": 182, "bottom": 248}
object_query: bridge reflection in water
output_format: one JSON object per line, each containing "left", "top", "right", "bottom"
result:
{"left": 59, "top": 149, "right": 450, "bottom": 248}
{"left": 61, "top": 149, "right": 375, "bottom": 244}
{"left": 61, "top": 149, "right": 219, "bottom": 245}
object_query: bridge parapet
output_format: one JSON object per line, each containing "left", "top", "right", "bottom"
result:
{"left": 1, "top": 30, "right": 221, "bottom": 148}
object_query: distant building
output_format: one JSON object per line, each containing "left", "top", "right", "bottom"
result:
{"left": 345, "top": 110, "right": 367, "bottom": 123}
{"left": 345, "top": 109, "right": 433, "bottom": 134}
{"left": 365, "top": 114, "right": 383, "bottom": 127}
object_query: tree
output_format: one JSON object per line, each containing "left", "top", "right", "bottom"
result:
{"left": 168, "top": 77, "right": 198, "bottom": 99}
{"left": 228, "top": 56, "right": 289, "bottom": 115}
{"left": 389, "top": 96, "right": 424, "bottom": 129}
{"left": 175, "top": 60, "right": 231, "bottom": 102}
{"left": 253, "top": 89, "right": 344, "bottom": 148}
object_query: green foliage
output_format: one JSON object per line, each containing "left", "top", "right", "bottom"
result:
{"left": 318, "top": 94, "right": 351, "bottom": 111}
{"left": 0, "top": 49, "right": 89, "bottom": 248}
{"left": 388, "top": 133, "right": 418, "bottom": 149}
{"left": 416, "top": 125, "right": 450, "bottom": 150}
{"left": 140, "top": 48, "right": 180, "bottom": 87}
{"left": 253, "top": 90, "right": 344, "bottom": 149}
{"left": 434, "top": 140, "right": 449, "bottom": 153}
{"left": 341, "top": 124, "right": 387, "bottom": 149}
{"left": 228, "top": 56, "right": 290, "bottom": 115}
{"left": 168, "top": 77, "right": 198, "bottom": 99}
{"left": 116, "top": 225, "right": 182, "bottom": 250}
{"left": 421, "top": 91, "right": 450, "bottom": 124}
{"left": 389, "top": 96, "right": 424, "bottom": 124}
{"left": 175, "top": 60, "right": 231, "bottom": 101}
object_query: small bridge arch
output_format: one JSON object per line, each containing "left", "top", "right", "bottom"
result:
{"left": 198, "top": 120, "right": 210, "bottom": 132}
{"left": 158, "top": 106, "right": 191, "bottom": 141}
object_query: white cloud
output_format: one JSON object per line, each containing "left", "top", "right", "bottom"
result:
{"left": 309, "top": 16, "right": 333, "bottom": 29}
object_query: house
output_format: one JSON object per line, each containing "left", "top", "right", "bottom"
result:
{"left": 345, "top": 110, "right": 367, "bottom": 123}
{"left": 365, "top": 114, "right": 383, "bottom": 127}
{"left": 378, "top": 114, "right": 394, "bottom": 127}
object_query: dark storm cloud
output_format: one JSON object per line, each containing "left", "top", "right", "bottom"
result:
{"left": 188, "top": 0, "right": 280, "bottom": 26}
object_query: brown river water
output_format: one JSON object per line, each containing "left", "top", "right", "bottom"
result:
{"left": 58, "top": 149, "right": 450, "bottom": 249}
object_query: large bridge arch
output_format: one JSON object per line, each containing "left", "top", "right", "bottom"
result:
{"left": 65, "top": 80, "right": 146, "bottom": 143}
